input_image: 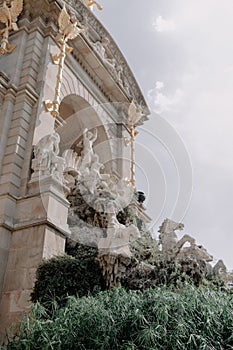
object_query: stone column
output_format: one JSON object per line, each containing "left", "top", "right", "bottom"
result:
{"left": 0, "top": 24, "right": 70, "bottom": 338}
{"left": 0, "top": 175, "right": 70, "bottom": 338}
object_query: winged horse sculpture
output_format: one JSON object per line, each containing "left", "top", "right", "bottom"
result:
{"left": 55, "top": 6, "right": 84, "bottom": 53}
{"left": 0, "top": 0, "right": 23, "bottom": 54}
{"left": 84, "top": 0, "right": 103, "bottom": 11}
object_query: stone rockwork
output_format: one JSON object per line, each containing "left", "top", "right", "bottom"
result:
{"left": 63, "top": 128, "right": 154, "bottom": 288}
{"left": 96, "top": 218, "right": 232, "bottom": 290}
{"left": 97, "top": 253, "right": 136, "bottom": 290}
{"left": 65, "top": 128, "right": 141, "bottom": 246}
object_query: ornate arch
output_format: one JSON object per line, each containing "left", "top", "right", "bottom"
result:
{"left": 61, "top": 68, "right": 109, "bottom": 122}
{"left": 57, "top": 93, "right": 113, "bottom": 173}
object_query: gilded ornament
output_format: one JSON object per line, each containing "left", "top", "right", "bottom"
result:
{"left": 125, "top": 101, "right": 145, "bottom": 188}
{"left": 84, "top": 0, "right": 102, "bottom": 11}
{"left": 0, "top": 0, "right": 23, "bottom": 55}
{"left": 44, "top": 6, "right": 84, "bottom": 125}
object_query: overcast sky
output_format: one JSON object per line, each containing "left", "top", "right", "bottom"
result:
{"left": 97, "top": 0, "right": 233, "bottom": 270}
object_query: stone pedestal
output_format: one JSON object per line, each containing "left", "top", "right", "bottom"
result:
{"left": 0, "top": 176, "right": 70, "bottom": 339}
{"left": 98, "top": 223, "right": 140, "bottom": 257}
{"left": 98, "top": 236, "right": 132, "bottom": 257}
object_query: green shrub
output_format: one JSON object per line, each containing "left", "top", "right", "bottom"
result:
{"left": 65, "top": 240, "right": 99, "bottom": 259}
{"left": 122, "top": 258, "right": 212, "bottom": 291}
{"left": 31, "top": 251, "right": 104, "bottom": 306}
{"left": 6, "top": 287, "right": 233, "bottom": 349}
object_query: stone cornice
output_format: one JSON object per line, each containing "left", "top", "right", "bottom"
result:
{"left": 18, "top": 0, "right": 150, "bottom": 123}
{"left": 0, "top": 68, "right": 39, "bottom": 103}
{"left": 0, "top": 72, "right": 17, "bottom": 101}
{"left": 17, "top": 84, "right": 39, "bottom": 104}
{"left": 0, "top": 72, "right": 10, "bottom": 88}
{"left": 58, "top": 0, "right": 150, "bottom": 120}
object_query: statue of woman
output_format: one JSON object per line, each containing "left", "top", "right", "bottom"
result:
{"left": 34, "top": 132, "right": 60, "bottom": 171}
{"left": 80, "top": 128, "right": 97, "bottom": 168}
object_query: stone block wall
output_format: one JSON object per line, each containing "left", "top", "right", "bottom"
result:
{"left": 0, "top": 21, "right": 69, "bottom": 337}
{"left": 0, "top": 0, "right": 148, "bottom": 338}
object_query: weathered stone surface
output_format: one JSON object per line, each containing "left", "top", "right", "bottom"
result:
{"left": 0, "top": 225, "right": 66, "bottom": 338}
{"left": 0, "top": 0, "right": 150, "bottom": 340}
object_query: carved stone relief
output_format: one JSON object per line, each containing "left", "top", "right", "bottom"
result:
{"left": 31, "top": 132, "right": 65, "bottom": 182}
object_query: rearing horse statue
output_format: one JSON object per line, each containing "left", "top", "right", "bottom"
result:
{"left": 158, "top": 218, "right": 196, "bottom": 259}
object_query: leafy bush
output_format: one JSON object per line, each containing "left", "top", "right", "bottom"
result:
{"left": 31, "top": 250, "right": 104, "bottom": 306}
{"left": 122, "top": 258, "right": 215, "bottom": 291}
{"left": 6, "top": 287, "right": 233, "bottom": 349}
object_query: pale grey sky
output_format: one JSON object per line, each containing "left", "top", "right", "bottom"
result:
{"left": 97, "top": 1, "right": 233, "bottom": 269}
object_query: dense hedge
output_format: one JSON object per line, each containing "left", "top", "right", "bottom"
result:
{"left": 6, "top": 287, "right": 233, "bottom": 349}
{"left": 31, "top": 248, "right": 104, "bottom": 306}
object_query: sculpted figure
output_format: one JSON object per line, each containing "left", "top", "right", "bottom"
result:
{"left": 80, "top": 154, "right": 104, "bottom": 195}
{"left": 158, "top": 218, "right": 217, "bottom": 268}
{"left": 34, "top": 133, "right": 59, "bottom": 169}
{"left": 122, "top": 76, "right": 131, "bottom": 96}
{"left": 213, "top": 259, "right": 227, "bottom": 277}
{"left": 180, "top": 244, "right": 213, "bottom": 262}
{"left": 93, "top": 39, "right": 105, "bottom": 59}
{"left": 89, "top": 154, "right": 104, "bottom": 191}
{"left": 116, "top": 65, "right": 124, "bottom": 86}
{"left": 128, "top": 100, "right": 145, "bottom": 126}
{"left": 80, "top": 128, "right": 97, "bottom": 168}
{"left": 32, "top": 133, "right": 65, "bottom": 180}
{"left": 93, "top": 37, "right": 116, "bottom": 71}
{"left": 62, "top": 149, "right": 81, "bottom": 188}
{"left": 0, "top": 0, "right": 23, "bottom": 54}
{"left": 158, "top": 218, "right": 195, "bottom": 259}
{"left": 62, "top": 149, "right": 80, "bottom": 171}
{"left": 55, "top": 6, "right": 84, "bottom": 53}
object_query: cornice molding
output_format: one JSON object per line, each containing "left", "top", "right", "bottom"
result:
{"left": 19, "top": 0, "right": 150, "bottom": 121}
{"left": 61, "top": 0, "right": 150, "bottom": 119}
{"left": 14, "top": 0, "right": 150, "bottom": 124}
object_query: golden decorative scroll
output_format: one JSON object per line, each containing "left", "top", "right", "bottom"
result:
{"left": 44, "top": 6, "right": 84, "bottom": 126}
{"left": 125, "top": 101, "right": 145, "bottom": 189}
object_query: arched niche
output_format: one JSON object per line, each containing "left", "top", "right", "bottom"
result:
{"left": 57, "top": 94, "right": 113, "bottom": 173}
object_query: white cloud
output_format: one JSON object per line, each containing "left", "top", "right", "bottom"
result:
{"left": 155, "top": 81, "right": 164, "bottom": 90}
{"left": 147, "top": 82, "right": 183, "bottom": 114}
{"left": 153, "top": 16, "right": 175, "bottom": 32}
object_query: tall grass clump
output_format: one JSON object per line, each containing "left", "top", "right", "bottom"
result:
{"left": 5, "top": 286, "right": 233, "bottom": 350}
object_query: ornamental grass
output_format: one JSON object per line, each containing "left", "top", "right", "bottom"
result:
{"left": 4, "top": 286, "right": 233, "bottom": 350}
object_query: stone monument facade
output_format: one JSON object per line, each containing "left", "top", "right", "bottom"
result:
{"left": 0, "top": 0, "right": 150, "bottom": 336}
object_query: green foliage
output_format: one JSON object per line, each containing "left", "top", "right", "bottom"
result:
{"left": 31, "top": 249, "right": 104, "bottom": 306}
{"left": 122, "top": 258, "right": 213, "bottom": 291}
{"left": 129, "top": 231, "right": 160, "bottom": 263}
{"left": 65, "top": 240, "right": 99, "bottom": 259}
{"left": 117, "top": 206, "right": 145, "bottom": 232}
{"left": 6, "top": 287, "right": 233, "bottom": 349}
